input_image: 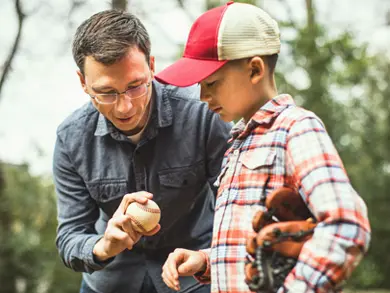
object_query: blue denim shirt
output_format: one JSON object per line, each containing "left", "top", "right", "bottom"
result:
{"left": 53, "top": 80, "right": 232, "bottom": 293}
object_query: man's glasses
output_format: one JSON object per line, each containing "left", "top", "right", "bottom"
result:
{"left": 90, "top": 81, "right": 151, "bottom": 105}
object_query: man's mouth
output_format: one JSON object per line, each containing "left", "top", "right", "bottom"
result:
{"left": 117, "top": 115, "right": 134, "bottom": 123}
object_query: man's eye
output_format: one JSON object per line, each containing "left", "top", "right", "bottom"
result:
{"left": 128, "top": 85, "right": 141, "bottom": 90}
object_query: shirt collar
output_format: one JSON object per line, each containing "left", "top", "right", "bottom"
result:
{"left": 230, "top": 94, "right": 295, "bottom": 139}
{"left": 94, "top": 80, "right": 173, "bottom": 137}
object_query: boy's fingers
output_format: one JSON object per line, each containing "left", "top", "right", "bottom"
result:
{"left": 162, "top": 256, "right": 180, "bottom": 290}
{"left": 162, "top": 270, "right": 178, "bottom": 291}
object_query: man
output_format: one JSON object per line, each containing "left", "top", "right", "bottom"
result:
{"left": 156, "top": 2, "right": 371, "bottom": 293}
{"left": 53, "top": 10, "right": 231, "bottom": 293}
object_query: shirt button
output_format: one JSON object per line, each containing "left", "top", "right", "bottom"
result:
{"left": 233, "top": 149, "right": 239, "bottom": 156}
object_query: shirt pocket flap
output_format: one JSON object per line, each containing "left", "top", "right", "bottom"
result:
{"left": 158, "top": 163, "right": 203, "bottom": 188}
{"left": 239, "top": 148, "right": 276, "bottom": 170}
{"left": 86, "top": 179, "right": 128, "bottom": 203}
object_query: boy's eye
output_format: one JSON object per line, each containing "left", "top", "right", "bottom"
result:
{"left": 205, "top": 80, "right": 217, "bottom": 87}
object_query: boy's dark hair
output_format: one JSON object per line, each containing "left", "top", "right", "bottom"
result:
{"left": 73, "top": 10, "right": 151, "bottom": 75}
{"left": 230, "top": 54, "right": 278, "bottom": 75}
{"left": 263, "top": 54, "right": 278, "bottom": 75}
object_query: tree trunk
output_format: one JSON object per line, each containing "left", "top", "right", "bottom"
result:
{"left": 112, "top": 0, "right": 127, "bottom": 10}
{"left": 0, "top": 0, "right": 25, "bottom": 100}
{"left": 305, "top": 0, "right": 315, "bottom": 29}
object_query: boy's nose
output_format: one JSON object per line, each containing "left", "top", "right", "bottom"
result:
{"left": 200, "top": 88, "right": 212, "bottom": 103}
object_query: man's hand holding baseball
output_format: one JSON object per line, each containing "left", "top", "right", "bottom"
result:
{"left": 93, "top": 192, "right": 161, "bottom": 261}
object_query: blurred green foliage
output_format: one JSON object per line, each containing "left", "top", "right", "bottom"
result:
{"left": 0, "top": 163, "right": 81, "bottom": 293}
{"left": 274, "top": 3, "right": 390, "bottom": 289}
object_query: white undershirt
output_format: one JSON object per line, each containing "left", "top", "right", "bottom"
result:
{"left": 127, "top": 100, "right": 153, "bottom": 144}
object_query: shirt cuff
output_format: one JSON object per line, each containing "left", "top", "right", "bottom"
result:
{"left": 193, "top": 249, "right": 211, "bottom": 284}
{"left": 82, "top": 235, "right": 115, "bottom": 272}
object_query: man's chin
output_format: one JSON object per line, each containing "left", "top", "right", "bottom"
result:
{"left": 114, "top": 122, "right": 145, "bottom": 136}
{"left": 113, "top": 121, "right": 136, "bottom": 134}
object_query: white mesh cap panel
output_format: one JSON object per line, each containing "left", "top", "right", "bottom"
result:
{"left": 217, "top": 3, "right": 280, "bottom": 61}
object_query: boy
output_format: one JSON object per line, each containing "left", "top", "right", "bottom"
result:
{"left": 155, "top": 2, "right": 371, "bottom": 293}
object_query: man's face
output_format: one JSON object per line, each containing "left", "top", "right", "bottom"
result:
{"left": 199, "top": 60, "right": 261, "bottom": 123}
{"left": 78, "top": 47, "right": 154, "bottom": 135}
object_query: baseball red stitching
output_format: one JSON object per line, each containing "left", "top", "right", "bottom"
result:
{"left": 136, "top": 202, "right": 160, "bottom": 214}
{"left": 127, "top": 214, "right": 148, "bottom": 234}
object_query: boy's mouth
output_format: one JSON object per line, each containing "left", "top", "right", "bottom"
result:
{"left": 210, "top": 106, "right": 222, "bottom": 113}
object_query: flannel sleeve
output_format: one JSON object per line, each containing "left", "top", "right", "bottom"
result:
{"left": 280, "top": 115, "right": 371, "bottom": 293}
{"left": 193, "top": 248, "right": 211, "bottom": 284}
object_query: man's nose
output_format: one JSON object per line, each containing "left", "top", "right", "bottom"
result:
{"left": 115, "top": 95, "right": 134, "bottom": 113}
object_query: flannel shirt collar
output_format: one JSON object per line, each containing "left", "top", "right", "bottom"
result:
{"left": 230, "top": 94, "right": 295, "bottom": 140}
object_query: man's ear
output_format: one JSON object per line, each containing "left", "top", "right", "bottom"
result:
{"left": 149, "top": 56, "right": 155, "bottom": 79}
{"left": 77, "top": 70, "right": 88, "bottom": 94}
{"left": 249, "top": 56, "right": 265, "bottom": 85}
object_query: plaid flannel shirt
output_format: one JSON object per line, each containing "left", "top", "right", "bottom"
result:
{"left": 196, "top": 94, "right": 371, "bottom": 293}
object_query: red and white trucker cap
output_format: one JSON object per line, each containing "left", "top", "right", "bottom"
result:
{"left": 155, "top": 1, "right": 280, "bottom": 87}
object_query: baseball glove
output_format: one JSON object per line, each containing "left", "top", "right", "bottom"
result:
{"left": 245, "top": 187, "right": 317, "bottom": 293}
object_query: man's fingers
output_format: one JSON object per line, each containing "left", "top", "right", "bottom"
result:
{"left": 109, "top": 215, "right": 141, "bottom": 247}
{"left": 121, "top": 215, "right": 136, "bottom": 233}
{"left": 105, "top": 222, "right": 133, "bottom": 248}
{"left": 143, "top": 224, "right": 161, "bottom": 236}
{"left": 114, "top": 191, "right": 153, "bottom": 217}
{"left": 133, "top": 191, "right": 153, "bottom": 203}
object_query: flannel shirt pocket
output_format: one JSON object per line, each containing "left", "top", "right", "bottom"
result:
{"left": 239, "top": 148, "right": 276, "bottom": 170}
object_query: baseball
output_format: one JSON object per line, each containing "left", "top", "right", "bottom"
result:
{"left": 125, "top": 199, "right": 161, "bottom": 234}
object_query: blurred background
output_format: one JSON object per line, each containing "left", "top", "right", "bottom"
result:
{"left": 0, "top": 0, "right": 389, "bottom": 292}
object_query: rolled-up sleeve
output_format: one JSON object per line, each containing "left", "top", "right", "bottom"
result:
{"left": 282, "top": 116, "right": 371, "bottom": 293}
{"left": 53, "top": 134, "right": 113, "bottom": 273}
{"left": 193, "top": 248, "right": 211, "bottom": 284}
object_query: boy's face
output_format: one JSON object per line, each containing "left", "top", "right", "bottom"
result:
{"left": 199, "top": 58, "right": 265, "bottom": 122}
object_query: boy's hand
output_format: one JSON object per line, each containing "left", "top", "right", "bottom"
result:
{"left": 162, "top": 249, "right": 207, "bottom": 291}
{"left": 93, "top": 192, "right": 161, "bottom": 261}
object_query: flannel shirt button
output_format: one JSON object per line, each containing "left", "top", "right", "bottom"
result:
{"left": 233, "top": 150, "right": 239, "bottom": 156}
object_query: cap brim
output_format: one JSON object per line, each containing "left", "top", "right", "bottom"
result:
{"left": 155, "top": 57, "right": 228, "bottom": 87}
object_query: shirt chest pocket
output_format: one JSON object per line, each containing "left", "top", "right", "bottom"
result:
{"left": 214, "top": 148, "right": 277, "bottom": 200}
{"left": 159, "top": 168, "right": 199, "bottom": 188}
{"left": 157, "top": 161, "right": 205, "bottom": 208}
{"left": 86, "top": 179, "right": 128, "bottom": 216}
{"left": 239, "top": 148, "right": 276, "bottom": 171}
{"left": 237, "top": 148, "right": 278, "bottom": 203}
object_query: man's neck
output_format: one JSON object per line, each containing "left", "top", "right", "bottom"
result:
{"left": 122, "top": 99, "right": 153, "bottom": 136}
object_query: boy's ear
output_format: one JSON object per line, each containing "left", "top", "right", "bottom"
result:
{"left": 249, "top": 56, "right": 265, "bottom": 84}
